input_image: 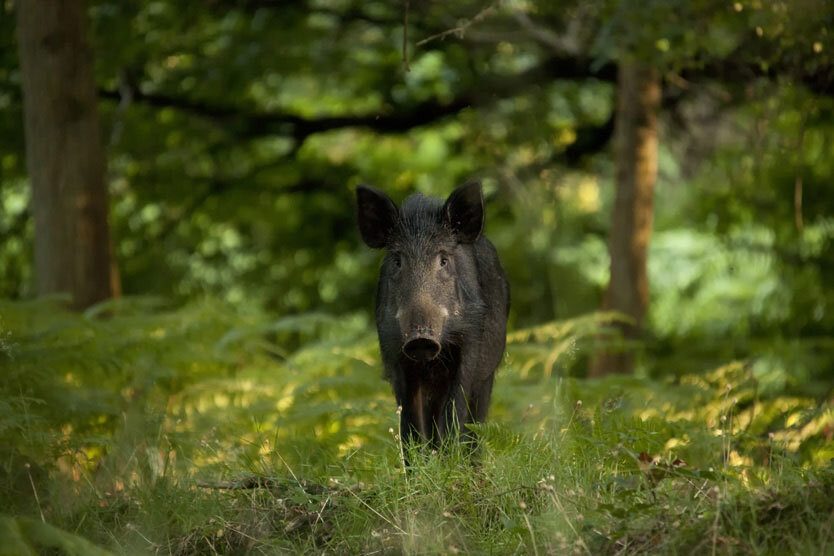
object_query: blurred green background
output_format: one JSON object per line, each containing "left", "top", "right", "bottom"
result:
{"left": 2, "top": 0, "right": 834, "bottom": 552}
{"left": 3, "top": 0, "right": 832, "bottom": 373}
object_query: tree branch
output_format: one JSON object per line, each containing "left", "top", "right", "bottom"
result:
{"left": 97, "top": 87, "right": 477, "bottom": 140}
{"left": 96, "top": 40, "right": 831, "bottom": 150}
{"left": 98, "top": 54, "right": 617, "bottom": 141}
{"left": 416, "top": 1, "right": 501, "bottom": 46}
{"left": 510, "top": 10, "right": 574, "bottom": 53}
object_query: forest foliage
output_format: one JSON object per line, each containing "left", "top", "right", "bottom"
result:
{"left": 1, "top": 0, "right": 834, "bottom": 553}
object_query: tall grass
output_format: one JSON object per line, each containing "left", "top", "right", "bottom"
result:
{"left": 1, "top": 298, "right": 832, "bottom": 554}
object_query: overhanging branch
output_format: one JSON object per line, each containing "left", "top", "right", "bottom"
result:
{"left": 98, "top": 54, "right": 616, "bottom": 142}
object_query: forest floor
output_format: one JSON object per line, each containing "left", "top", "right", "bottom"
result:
{"left": 5, "top": 420, "right": 834, "bottom": 555}
{"left": 2, "top": 299, "right": 833, "bottom": 554}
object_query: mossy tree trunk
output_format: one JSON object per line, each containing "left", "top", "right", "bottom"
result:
{"left": 17, "top": 0, "right": 119, "bottom": 309}
{"left": 589, "top": 61, "right": 660, "bottom": 376}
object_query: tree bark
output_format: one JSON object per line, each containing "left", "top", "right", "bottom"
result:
{"left": 17, "top": 0, "right": 118, "bottom": 309}
{"left": 589, "top": 61, "right": 660, "bottom": 376}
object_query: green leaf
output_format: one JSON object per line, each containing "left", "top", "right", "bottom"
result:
{"left": 0, "top": 516, "right": 113, "bottom": 556}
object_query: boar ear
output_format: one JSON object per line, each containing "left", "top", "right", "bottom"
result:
{"left": 356, "top": 184, "right": 398, "bottom": 248}
{"left": 444, "top": 180, "right": 484, "bottom": 243}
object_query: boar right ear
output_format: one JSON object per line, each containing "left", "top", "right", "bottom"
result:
{"left": 444, "top": 180, "right": 484, "bottom": 243}
{"left": 356, "top": 185, "right": 398, "bottom": 248}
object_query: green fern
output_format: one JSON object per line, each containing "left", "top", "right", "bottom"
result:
{"left": 0, "top": 516, "right": 113, "bottom": 556}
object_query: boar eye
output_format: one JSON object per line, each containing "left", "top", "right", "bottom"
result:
{"left": 439, "top": 255, "right": 449, "bottom": 267}
{"left": 392, "top": 254, "right": 402, "bottom": 268}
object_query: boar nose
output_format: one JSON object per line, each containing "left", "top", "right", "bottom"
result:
{"left": 402, "top": 335, "right": 442, "bottom": 362}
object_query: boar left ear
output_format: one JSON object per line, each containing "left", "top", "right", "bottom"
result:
{"left": 444, "top": 180, "right": 484, "bottom": 243}
{"left": 356, "top": 184, "right": 398, "bottom": 248}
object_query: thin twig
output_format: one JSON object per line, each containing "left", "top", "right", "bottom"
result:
{"left": 794, "top": 111, "right": 807, "bottom": 232}
{"left": 314, "top": 494, "right": 331, "bottom": 528}
{"left": 548, "top": 488, "right": 591, "bottom": 555}
{"left": 26, "top": 464, "right": 45, "bottom": 523}
{"left": 560, "top": 400, "right": 581, "bottom": 443}
{"left": 195, "top": 476, "right": 280, "bottom": 490}
{"left": 107, "top": 69, "right": 134, "bottom": 149}
{"left": 416, "top": 1, "right": 500, "bottom": 46}
{"left": 510, "top": 9, "right": 566, "bottom": 52}
{"left": 345, "top": 486, "right": 409, "bottom": 536}
{"left": 223, "top": 523, "right": 260, "bottom": 543}
{"left": 402, "top": 0, "right": 411, "bottom": 71}
{"left": 274, "top": 448, "right": 310, "bottom": 501}
{"left": 521, "top": 508, "right": 539, "bottom": 556}
{"left": 127, "top": 523, "right": 159, "bottom": 549}
{"left": 396, "top": 405, "right": 408, "bottom": 477}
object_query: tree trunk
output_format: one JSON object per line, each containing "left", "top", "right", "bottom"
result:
{"left": 17, "top": 0, "right": 117, "bottom": 309}
{"left": 588, "top": 61, "right": 660, "bottom": 377}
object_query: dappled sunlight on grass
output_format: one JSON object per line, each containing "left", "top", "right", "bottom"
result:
{"left": 1, "top": 298, "right": 833, "bottom": 553}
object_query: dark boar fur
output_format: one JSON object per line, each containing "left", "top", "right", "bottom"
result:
{"left": 356, "top": 181, "right": 510, "bottom": 450}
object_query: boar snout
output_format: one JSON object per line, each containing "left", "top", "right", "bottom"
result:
{"left": 397, "top": 303, "right": 445, "bottom": 361}
{"left": 402, "top": 335, "right": 442, "bottom": 362}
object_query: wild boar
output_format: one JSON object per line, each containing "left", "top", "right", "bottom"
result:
{"left": 356, "top": 181, "right": 509, "bottom": 450}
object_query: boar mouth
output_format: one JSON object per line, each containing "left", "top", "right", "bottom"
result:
{"left": 402, "top": 337, "right": 442, "bottom": 362}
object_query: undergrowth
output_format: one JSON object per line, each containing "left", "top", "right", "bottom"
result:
{"left": 1, "top": 298, "right": 832, "bottom": 554}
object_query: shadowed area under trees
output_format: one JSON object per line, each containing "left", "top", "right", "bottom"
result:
{"left": 1, "top": 0, "right": 834, "bottom": 553}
